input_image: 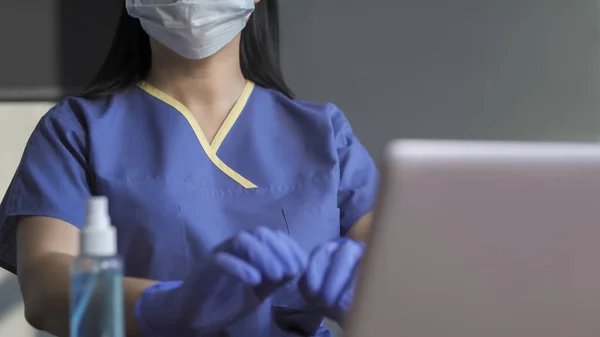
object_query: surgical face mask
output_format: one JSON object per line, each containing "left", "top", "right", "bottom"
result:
{"left": 126, "top": 0, "right": 255, "bottom": 60}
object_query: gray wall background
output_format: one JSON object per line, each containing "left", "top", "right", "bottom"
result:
{"left": 0, "top": 1, "right": 120, "bottom": 101}
{"left": 281, "top": 0, "right": 600, "bottom": 159}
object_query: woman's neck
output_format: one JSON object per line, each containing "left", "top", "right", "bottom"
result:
{"left": 145, "top": 37, "right": 247, "bottom": 112}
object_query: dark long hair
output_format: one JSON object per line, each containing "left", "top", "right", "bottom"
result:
{"left": 83, "top": 1, "right": 293, "bottom": 98}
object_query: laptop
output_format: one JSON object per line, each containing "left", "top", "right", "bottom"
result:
{"left": 345, "top": 140, "right": 600, "bottom": 337}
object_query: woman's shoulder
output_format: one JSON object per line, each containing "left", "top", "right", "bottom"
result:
{"left": 40, "top": 88, "right": 140, "bottom": 132}
{"left": 253, "top": 84, "right": 350, "bottom": 129}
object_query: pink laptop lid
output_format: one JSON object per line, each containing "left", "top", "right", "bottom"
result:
{"left": 346, "top": 140, "right": 600, "bottom": 337}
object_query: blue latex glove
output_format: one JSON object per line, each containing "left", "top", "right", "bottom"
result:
{"left": 299, "top": 238, "right": 365, "bottom": 326}
{"left": 135, "top": 227, "right": 307, "bottom": 337}
{"left": 272, "top": 281, "right": 328, "bottom": 336}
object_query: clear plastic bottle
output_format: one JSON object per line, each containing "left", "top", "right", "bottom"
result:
{"left": 70, "top": 196, "right": 124, "bottom": 337}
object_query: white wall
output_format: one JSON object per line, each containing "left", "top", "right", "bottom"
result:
{"left": 0, "top": 102, "right": 53, "bottom": 336}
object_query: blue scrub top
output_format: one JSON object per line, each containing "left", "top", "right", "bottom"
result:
{"left": 0, "top": 81, "right": 379, "bottom": 336}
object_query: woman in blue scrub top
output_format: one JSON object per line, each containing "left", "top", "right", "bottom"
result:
{"left": 0, "top": 0, "right": 378, "bottom": 336}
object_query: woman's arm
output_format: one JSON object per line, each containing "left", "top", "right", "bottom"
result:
{"left": 16, "top": 216, "right": 157, "bottom": 337}
{"left": 346, "top": 212, "right": 373, "bottom": 243}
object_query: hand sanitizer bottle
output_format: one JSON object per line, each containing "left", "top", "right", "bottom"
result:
{"left": 70, "top": 196, "right": 124, "bottom": 337}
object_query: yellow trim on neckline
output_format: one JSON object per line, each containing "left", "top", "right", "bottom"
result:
{"left": 210, "top": 81, "right": 254, "bottom": 151}
{"left": 137, "top": 81, "right": 257, "bottom": 189}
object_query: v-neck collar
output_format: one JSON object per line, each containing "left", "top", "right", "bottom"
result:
{"left": 138, "top": 80, "right": 254, "bottom": 151}
{"left": 138, "top": 80, "right": 257, "bottom": 189}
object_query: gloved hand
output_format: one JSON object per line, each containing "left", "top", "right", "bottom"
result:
{"left": 299, "top": 238, "right": 365, "bottom": 326}
{"left": 135, "top": 227, "right": 307, "bottom": 337}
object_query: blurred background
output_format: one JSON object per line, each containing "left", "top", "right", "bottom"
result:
{"left": 2, "top": 0, "right": 600, "bottom": 335}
